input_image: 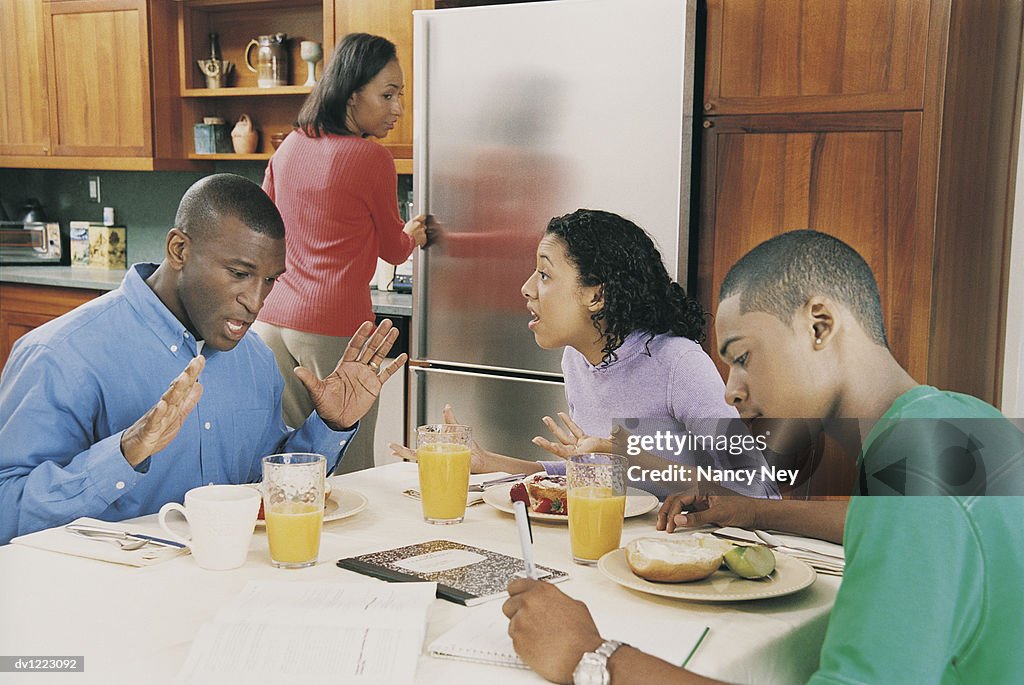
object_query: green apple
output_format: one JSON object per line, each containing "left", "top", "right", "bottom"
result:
{"left": 724, "top": 545, "right": 776, "bottom": 579}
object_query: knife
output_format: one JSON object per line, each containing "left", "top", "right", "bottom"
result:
{"left": 65, "top": 523, "right": 187, "bottom": 549}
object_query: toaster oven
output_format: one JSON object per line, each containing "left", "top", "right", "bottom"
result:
{"left": 0, "top": 222, "right": 68, "bottom": 266}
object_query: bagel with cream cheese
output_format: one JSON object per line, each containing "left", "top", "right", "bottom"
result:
{"left": 625, "top": 537, "right": 727, "bottom": 583}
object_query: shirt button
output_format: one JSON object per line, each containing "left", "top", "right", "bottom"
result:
{"left": 170, "top": 344, "right": 178, "bottom": 353}
{"left": 115, "top": 481, "right": 125, "bottom": 490}
{"left": 184, "top": 332, "right": 190, "bottom": 338}
{"left": 204, "top": 421, "right": 211, "bottom": 430}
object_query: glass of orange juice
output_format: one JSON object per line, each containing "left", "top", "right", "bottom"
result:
{"left": 417, "top": 424, "right": 472, "bottom": 524}
{"left": 567, "top": 453, "right": 627, "bottom": 565}
{"left": 261, "top": 453, "right": 326, "bottom": 568}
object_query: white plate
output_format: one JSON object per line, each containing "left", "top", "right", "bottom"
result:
{"left": 255, "top": 488, "right": 368, "bottom": 527}
{"left": 598, "top": 546, "right": 816, "bottom": 602}
{"left": 482, "top": 483, "right": 659, "bottom": 522}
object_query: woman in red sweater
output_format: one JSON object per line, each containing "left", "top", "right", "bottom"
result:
{"left": 254, "top": 33, "right": 428, "bottom": 473}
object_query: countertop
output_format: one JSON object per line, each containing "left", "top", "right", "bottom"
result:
{"left": 0, "top": 266, "right": 413, "bottom": 317}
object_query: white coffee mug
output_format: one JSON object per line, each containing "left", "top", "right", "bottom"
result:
{"left": 158, "top": 484, "right": 261, "bottom": 570}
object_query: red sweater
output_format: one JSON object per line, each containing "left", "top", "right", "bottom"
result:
{"left": 258, "top": 131, "right": 414, "bottom": 337}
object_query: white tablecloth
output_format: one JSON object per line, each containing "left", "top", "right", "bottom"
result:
{"left": 0, "top": 462, "right": 840, "bottom": 684}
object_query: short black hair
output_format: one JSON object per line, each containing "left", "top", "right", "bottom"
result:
{"left": 547, "top": 209, "right": 706, "bottom": 364}
{"left": 174, "top": 173, "right": 285, "bottom": 243}
{"left": 296, "top": 33, "right": 398, "bottom": 137}
{"left": 719, "top": 229, "right": 887, "bottom": 346}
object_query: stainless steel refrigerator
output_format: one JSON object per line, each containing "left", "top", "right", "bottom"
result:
{"left": 410, "top": 0, "right": 697, "bottom": 460}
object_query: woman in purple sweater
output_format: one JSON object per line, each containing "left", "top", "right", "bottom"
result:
{"left": 392, "top": 209, "right": 774, "bottom": 496}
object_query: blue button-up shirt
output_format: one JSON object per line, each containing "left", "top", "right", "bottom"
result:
{"left": 0, "top": 264, "right": 356, "bottom": 544}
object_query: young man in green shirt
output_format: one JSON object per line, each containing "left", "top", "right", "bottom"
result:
{"left": 503, "top": 230, "right": 1023, "bottom": 684}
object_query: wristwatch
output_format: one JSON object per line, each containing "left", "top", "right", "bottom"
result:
{"left": 573, "top": 639, "right": 626, "bottom": 685}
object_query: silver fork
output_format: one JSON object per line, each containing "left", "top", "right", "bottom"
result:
{"left": 468, "top": 474, "right": 527, "bottom": 492}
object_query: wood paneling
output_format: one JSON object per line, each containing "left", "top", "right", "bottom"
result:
{"left": 0, "top": 284, "right": 102, "bottom": 370}
{"left": 44, "top": 0, "right": 153, "bottom": 157}
{"left": 927, "top": 0, "right": 1024, "bottom": 403}
{"left": 704, "top": 0, "right": 930, "bottom": 114}
{"left": 0, "top": 0, "right": 51, "bottom": 156}
{"left": 699, "top": 112, "right": 927, "bottom": 383}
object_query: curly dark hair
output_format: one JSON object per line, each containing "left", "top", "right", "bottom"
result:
{"left": 546, "top": 209, "right": 707, "bottom": 364}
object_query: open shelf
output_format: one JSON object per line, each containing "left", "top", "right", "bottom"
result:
{"left": 182, "top": 86, "right": 313, "bottom": 98}
{"left": 188, "top": 152, "right": 272, "bottom": 160}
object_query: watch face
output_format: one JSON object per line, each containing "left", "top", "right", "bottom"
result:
{"left": 573, "top": 653, "right": 608, "bottom": 685}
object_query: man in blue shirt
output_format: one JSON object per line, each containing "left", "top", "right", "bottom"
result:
{"left": 0, "top": 174, "right": 407, "bottom": 544}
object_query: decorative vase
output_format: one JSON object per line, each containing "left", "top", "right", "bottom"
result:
{"left": 300, "top": 41, "right": 323, "bottom": 87}
{"left": 231, "top": 114, "right": 259, "bottom": 154}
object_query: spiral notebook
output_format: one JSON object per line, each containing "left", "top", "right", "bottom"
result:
{"left": 428, "top": 604, "right": 709, "bottom": 669}
{"left": 337, "top": 540, "right": 568, "bottom": 606}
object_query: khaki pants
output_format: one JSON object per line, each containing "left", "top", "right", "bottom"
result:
{"left": 251, "top": 321, "right": 378, "bottom": 474}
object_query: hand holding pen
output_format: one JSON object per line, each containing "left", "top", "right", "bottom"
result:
{"left": 513, "top": 500, "right": 542, "bottom": 580}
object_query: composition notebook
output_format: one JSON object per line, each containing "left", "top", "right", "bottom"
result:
{"left": 337, "top": 540, "right": 568, "bottom": 606}
{"left": 428, "top": 603, "right": 710, "bottom": 670}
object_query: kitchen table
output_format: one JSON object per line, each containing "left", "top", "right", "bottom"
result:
{"left": 0, "top": 462, "right": 840, "bottom": 684}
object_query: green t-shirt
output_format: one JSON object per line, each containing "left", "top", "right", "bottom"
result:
{"left": 810, "top": 386, "right": 1024, "bottom": 684}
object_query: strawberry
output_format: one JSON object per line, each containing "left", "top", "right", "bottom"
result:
{"left": 509, "top": 483, "right": 530, "bottom": 506}
{"left": 534, "top": 498, "right": 553, "bottom": 514}
{"left": 257, "top": 500, "right": 265, "bottom": 521}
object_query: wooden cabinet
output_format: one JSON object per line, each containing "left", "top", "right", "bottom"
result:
{"left": 0, "top": 0, "right": 51, "bottom": 157}
{"left": 0, "top": 283, "right": 102, "bottom": 369}
{"left": 45, "top": 0, "right": 153, "bottom": 158}
{"left": 697, "top": 1, "right": 1023, "bottom": 494}
{"left": 175, "top": 0, "right": 425, "bottom": 172}
{"left": 177, "top": 0, "right": 328, "bottom": 162}
{"left": 699, "top": 112, "right": 928, "bottom": 382}
{"left": 1, "top": 0, "right": 190, "bottom": 170}
{"left": 703, "top": 0, "right": 931, "bottom": 114}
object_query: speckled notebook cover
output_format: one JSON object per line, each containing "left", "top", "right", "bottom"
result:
{"left": 337, "top": 540, "right": 568, "bottom": 606}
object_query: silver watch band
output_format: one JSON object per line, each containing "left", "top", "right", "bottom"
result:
{"left": 595, "top": 639, "right": 624, "bottom": 659}
{"left": 573, "top": 639, "right": 626, "bottom": 685}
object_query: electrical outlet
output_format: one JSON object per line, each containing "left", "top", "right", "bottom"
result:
{"left": 88, "top": 176, "right": 101, "bottom": 203}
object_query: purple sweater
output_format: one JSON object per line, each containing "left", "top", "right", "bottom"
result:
{"left": 540, "top": 332, "right": 775, "bottom": 497}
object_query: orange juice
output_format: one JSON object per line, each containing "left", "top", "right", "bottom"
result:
{"left": 417, "top": 443, "right": 472, "bottom": 522}
{"left": 266, "top": 502, "right": 323, "bottom": 566}
{"left": 568, "top": 486, "right": 626, "bottom": 562}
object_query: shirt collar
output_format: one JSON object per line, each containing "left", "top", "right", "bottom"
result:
{"left": 121, "top": 263, "right": 200, "bottom": 356}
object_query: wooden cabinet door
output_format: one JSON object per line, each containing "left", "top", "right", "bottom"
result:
{"left": 703, "top": 0, "right": 932, "bottom": 115}
{"left": 333, "top": 0, "right": 433, "bottom": 162}
{"left": 0, "top": 0, "right": 51, "bottom": 155}
{"left": 43, "top": 0, "right": 153, "bottom": 157}
{"left": 697, "top": 112, "right": 931, "bottom": 384}
{"left": 0, "top": 310, "right": 56, "bottom": 371}
{"left": 0, "top": 284, "right": 101, "bottom": 369}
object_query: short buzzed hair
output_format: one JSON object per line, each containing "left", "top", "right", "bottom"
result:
{"left": 719, "top": 230, "right": 888, "bottom": 347}
{"left": 174, "top": 173, "right": 284, "bottom": 242}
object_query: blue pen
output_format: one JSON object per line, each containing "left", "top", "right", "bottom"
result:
{"left": 512, "top": 500, "right": 539, "bottom": 579}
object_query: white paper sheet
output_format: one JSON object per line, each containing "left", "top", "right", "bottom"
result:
{"left": 429, "top": 603, "right": 708, "bottom": 670}
{"left": 177, "top": 581, "right": 437, "bottom": 684}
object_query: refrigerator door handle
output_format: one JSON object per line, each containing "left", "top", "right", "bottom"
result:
{"left": 410, "top": 365, "right": 564, "bottom": 387}
{"left": 412, "top": 11, "right": 430, "bottom": 362}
